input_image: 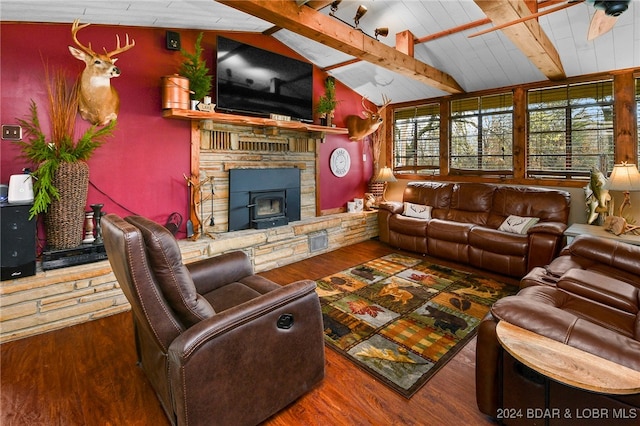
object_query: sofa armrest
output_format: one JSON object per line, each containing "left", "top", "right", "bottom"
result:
{"left": 526, "top": 223, "right": 566, "bottom": 271}
{"left": 186, "top": 251, "right": 255, "bottom": 295}
{"left": 379, "top": 200, "right": 404, "bottom": 214}
{"left": 528, "top": 221, "right": 567, "bottom": 236}
{"left": 168, "top": 279, "right": 325, "bottom": 425}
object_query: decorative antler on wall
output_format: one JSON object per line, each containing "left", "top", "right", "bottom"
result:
{"left": 346, "top": 94, "right": 391, "bottom": 141}
{"left": 68, "top": 19, "right": 135, "bottom": 126}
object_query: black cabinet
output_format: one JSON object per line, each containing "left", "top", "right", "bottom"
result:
{"left": 1, "top": 203, "right": 36, "bottom": 280}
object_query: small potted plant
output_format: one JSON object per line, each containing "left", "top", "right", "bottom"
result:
{"left": 316, "top": 77, "right": 339, "bottom": 126}
{"left": 179, "top": 32, "right": 212, "bottom": 109}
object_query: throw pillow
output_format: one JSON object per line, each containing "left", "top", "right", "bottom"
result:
{"left": 498, "top": 215, "right": 540, "bottom": 234}
{"left": 403, "top": 202, "right": 432, "bottom": 219}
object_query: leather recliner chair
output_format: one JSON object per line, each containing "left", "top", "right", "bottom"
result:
{"left": 102, "top": 214, "right": 325, "bottom": 426}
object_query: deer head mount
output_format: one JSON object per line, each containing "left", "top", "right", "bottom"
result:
{"left": 68, "top": 19, "right": 135, "bottom": 126}
{"left": 346, "top": 95, "right": 391, "bottom": 141}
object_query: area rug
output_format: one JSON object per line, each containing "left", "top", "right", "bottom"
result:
{"left": 316, "top": 253, "right": 518, "bottom": 398}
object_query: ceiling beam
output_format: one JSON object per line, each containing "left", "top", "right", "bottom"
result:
{"left": 216, "top": 0, "right": 464, "bottom": 94}
{"left": 262, "top": 0, "right": 332, "bottom": 36}
{"left": 473, "top": 0, "right": 566, "bottom": 80}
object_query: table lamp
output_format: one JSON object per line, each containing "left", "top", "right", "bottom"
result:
{"left": 374, "top": 166, "right": 397, "bottom": 202}
{"left": 604, "top": 162, "right": 640, "bottom": 217}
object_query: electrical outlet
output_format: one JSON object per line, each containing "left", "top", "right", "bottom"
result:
{"left": 2, "top": 125, "right": 22, "bottom": 141}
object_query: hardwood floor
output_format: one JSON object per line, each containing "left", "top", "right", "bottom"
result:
{"left": 1, "top": 240, "right": 510, "bottom": 425}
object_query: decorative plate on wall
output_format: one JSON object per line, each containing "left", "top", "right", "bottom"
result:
{"left": 330, "top": 147, "right": 351, "bottom": 178}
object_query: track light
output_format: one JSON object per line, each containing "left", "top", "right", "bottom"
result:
{"left": 328, "top": 1, "right": 387, "bottom": 40}
{"left": 374, "top": 27, "right": 389, "bottom": 39}
{"left": 354, "top": 5, "right": 368, "bottom": 27}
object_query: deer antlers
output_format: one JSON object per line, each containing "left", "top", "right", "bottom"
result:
{"left": 361, "top": 94, "right": 392, "bottom": 117}
{"left": 71, "top": 19, "right": 135, "bottom": 57}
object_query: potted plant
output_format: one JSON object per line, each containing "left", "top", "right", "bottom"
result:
{"left": 316, "top": 77, "right": 339, "bottom": 126}
{"left": 179, "top": 32, "right": 212, "bottom": 109}
{"left": 15, "top": 68, "right": 115, "bottom": 249}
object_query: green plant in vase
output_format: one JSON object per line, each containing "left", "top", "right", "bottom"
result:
{"left": 179, "top": 32, "right": 212, "bottom": 105}
{"left": 316, "top": 77, "right": 339, "bottom": 126}
{"left": 15, "top": 68, "right": 115, "bottom": 248}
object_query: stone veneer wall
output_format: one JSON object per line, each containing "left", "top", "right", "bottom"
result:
{"left": 0, "top": 211, "right": 378, "bottom": 343}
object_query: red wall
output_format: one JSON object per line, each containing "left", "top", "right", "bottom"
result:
{"left": 0, "top": 22, "right": 373, "bottom": 239}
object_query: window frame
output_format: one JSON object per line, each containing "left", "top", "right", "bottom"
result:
{"left": 526, "top": 80, "right": 615, "bottom": 179}
{"left": 448, "top": 93, "right": 514, "bottom": 176}
{"left": 393, "top": 103, "right": 441, "bottom": 175}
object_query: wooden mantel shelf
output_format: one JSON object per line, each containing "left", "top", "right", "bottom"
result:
{"left": 163, "top": 108, "right": 348, "bottom": 135}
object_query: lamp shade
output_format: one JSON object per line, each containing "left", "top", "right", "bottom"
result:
{"left": 604, "top": 163, "right": 640, "bottom": 192}
{"left": 374, "top": 166, "right": 397, "bottom": 183}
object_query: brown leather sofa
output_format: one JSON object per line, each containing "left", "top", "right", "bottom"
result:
{"left": 476, "top": 234, "right": 640, "bottom": 425}
{"left": 102, "top": 214, "right": 325, "bottom": 426}
{"left": 378, "top": 182, "right": 571, "bottom": 278}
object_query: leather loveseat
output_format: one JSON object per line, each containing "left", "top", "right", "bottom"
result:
{"left": 378, "top": 182, "right": 571, "bottom": 278}
{"left": 476, "top": 234, "right": 640, "bottom": 425}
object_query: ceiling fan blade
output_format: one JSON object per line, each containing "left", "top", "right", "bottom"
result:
{"left": 587, "top": 9, "right": 618, "bottom": 40}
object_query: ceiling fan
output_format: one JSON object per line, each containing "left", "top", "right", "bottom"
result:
{"left": 469, "top": 0, "right": 631, "bottom": 40}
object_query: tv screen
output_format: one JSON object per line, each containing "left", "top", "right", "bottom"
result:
{"left": 216, "top": 36, "right": 314, "bottom": 122}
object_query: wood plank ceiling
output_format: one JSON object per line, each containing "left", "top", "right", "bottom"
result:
{"left": 1, "top": 0, "right": 639, "bottom": 105}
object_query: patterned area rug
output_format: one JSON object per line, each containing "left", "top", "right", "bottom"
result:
{"left": 316, "top": 253, "right": 518, "bottom": 398}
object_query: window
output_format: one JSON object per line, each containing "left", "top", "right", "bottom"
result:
{"left": 393, "top": 104, "right": 440, "bottom": 174}
{"left": 527, "top": 80, "right": 614, "bottom": 178}
{"left": 449, "top": 93, "right": 513, "bottom": 174}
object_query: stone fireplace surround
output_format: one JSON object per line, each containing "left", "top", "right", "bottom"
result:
{"left": 198, "top": 123, "right": 318, "bottom": 234}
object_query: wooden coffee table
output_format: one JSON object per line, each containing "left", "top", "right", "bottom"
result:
{"left": 496, "top": 320, "right": 640, "bottom": 395}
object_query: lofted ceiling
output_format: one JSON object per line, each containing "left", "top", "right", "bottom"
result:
{"left": 1, "top": 0, "right": 639, "bottom": 106}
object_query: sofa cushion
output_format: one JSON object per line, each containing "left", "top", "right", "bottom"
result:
{"left": 557, "top": 269, "right": 639, "bottom": 314}
{"left": 389, "top": 213, "right": 429, "bottom": 236}
{"left": 403, "top": 202, "right": 432, "bottom": 219}
{"left": 403, "top": 182, "right": 453, "bottom": 219}
{"left": 126, "top": 216, "right": 216, "bottom": 327}
{"left": 427, "top": 219, "right": 473, "bottom": 243}
{"left": 469, "top": 227, "right": 529, "bottom": 256}
{"left": 492, "top": 286, "right": 640, "bottom": 368}
{"left": 488, "top": 186, "right": 570, "bottom": 228}
{"left": 447, "top": 183, "right": 495, "bottom": 225}
{"left": 563, "top": 234, "right": 640, "bottom": 278}
{"left": 498, "top": 215, "right": 539, "bottom": 234}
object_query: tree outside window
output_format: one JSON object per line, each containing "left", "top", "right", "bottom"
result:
{"left": 527, "top": 80, "right": 614, "bottom": 178}
{"left": 449, "top": 93, "right": 513, "bottom": 175}
{"left": 393, "top": 104, "right": 440, "bottom": 175}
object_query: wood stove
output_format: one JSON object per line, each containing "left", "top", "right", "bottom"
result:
{"left": 249, "top": 190, "right": 288, "bottom": 229}
{"left": 228, "top": 168, "right": 301, "bottom": 231}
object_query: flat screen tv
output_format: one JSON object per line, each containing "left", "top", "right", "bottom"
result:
{"left": 216, "top": 36, "right": 314, "bottom": 122}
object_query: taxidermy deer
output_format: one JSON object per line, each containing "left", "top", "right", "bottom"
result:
{"left": 68, "top": 19, "right": 135, "bottom": 126}
{"left": 346, "top": 95, "right": 391, "bottom": 141}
